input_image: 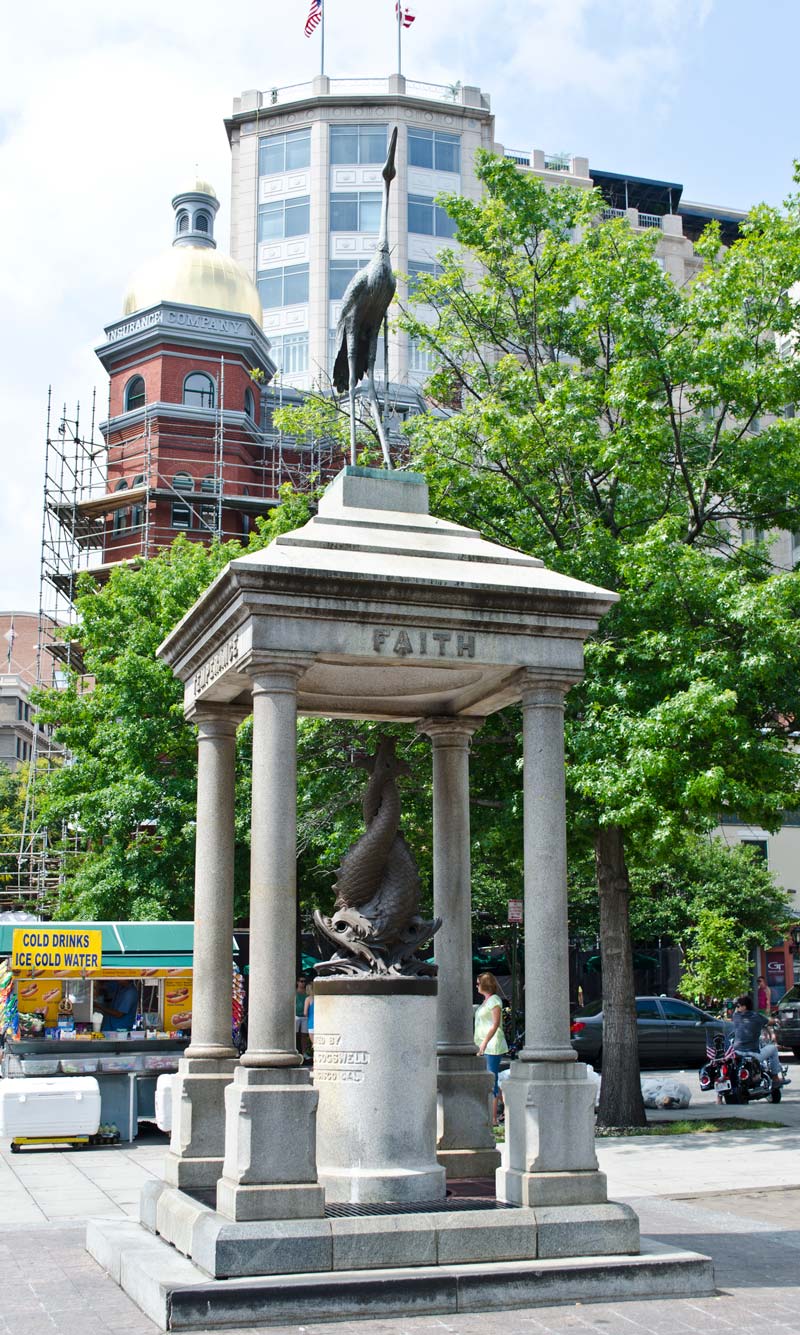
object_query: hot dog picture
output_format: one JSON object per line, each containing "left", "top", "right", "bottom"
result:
{"left": 166, "top": 988, "right": 190, "bottom": 1004}
{"left": 18, "top": 983, "right": 38, "bottom": 999}
{"left": 170, "top": 1011, "right": 192, "bottom": 1027}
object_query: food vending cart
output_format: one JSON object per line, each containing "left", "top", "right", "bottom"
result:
{"left": 0, "top": 922, "right": 240, "bottom": 1142}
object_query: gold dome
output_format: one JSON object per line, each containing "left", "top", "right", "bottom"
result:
{"left": 173, "top": 178, "right": 219, "bottom": 204}
{"left": 122, "top": 244, "right": 262, "bottom": 323}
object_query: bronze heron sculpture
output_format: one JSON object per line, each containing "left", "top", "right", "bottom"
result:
{"left": 332, "top": 125, "right": 398, "bottom": 469}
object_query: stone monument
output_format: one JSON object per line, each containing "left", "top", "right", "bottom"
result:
{"left": 313, "top": 737, "right": 444, "bottom": 1203}
{"left": 87, "top": 466, "right": 714, "bottom": 1328}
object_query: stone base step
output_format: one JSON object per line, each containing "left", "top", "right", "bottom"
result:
{"left": 87, "top": 1218, "right": 714, "bottom": 1332}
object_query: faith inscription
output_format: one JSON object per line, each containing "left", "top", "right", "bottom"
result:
{"left": 372, "top": 628, "right": 476, "bottom": 659}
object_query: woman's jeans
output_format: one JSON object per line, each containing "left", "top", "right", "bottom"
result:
{"left": 484, "top": 1052, "right": 502, "bottom": 1095}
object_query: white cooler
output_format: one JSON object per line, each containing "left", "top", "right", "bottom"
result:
{"left": 0, "top": 1076, "right": 101, "bottom": 1138}
{"left": 154, "top": 1072, "right": 173, "bottom": 1133}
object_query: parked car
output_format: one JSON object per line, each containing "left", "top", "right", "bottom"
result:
{"left": 775, "top": 985, "right": 800, "bottom": 1058}
{"left": 570, "top": 995, "right": 730, "bottom": 1068}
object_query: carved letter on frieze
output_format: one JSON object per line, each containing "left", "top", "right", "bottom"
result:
{"left": 392, "top": 630, "right": 413, "bottom": 656}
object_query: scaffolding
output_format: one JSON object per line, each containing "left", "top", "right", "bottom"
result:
{"left": 1, "top": 374, "right": 339, "bottom": 917}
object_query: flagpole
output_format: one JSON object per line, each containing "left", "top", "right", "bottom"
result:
{"left": 397, "top": 2, "right": 402, "bottom": 74}
{"left": 321, "top": 0, "right": 326, "bottom": 76}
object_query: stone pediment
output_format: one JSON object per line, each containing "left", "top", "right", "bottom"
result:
{"left": 158, "top": 467, "right": 617, "bottom": 722}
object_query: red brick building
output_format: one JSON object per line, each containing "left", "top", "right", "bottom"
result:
{"left": 88, "top": 180, "right": 285, "bottom": 566}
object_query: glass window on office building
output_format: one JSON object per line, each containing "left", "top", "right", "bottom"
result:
{"left": 329, "top": 258, "right": 368, "bottom": 300}
{"left": 271, "top": 332, "right": 310, "bottom": 375}
{"left": 259, "top": 128, "right": 311, "bottom": 175}
{"left": 258, "top": 196, "right": 310, "bottom": 242}
{"left": 408, "top": 128, "right": 460, "bottom": 174}
{"left": 330, "top": 192, "right": 381, "bottom": 233}
{"left": 409, "top": 335, "right": 439, "bottom": 374}
{"left": 257, "top": 263, "right": 310, "bottom": 309}
{"left": 408, "top": 195, "right": 457, "bottom": 239}
{"left": 407, "top": 260, "right": 443, "bottom": 294}
{"left": 330, "top": 124, "right": 388, "bottom": 165}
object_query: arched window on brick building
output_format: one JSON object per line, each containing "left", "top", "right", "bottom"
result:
{"left": 183, "top": 372, "right": 215, "bottom": 409}
{"left": 125, "top": 375, "right": 145, "bottom": 411}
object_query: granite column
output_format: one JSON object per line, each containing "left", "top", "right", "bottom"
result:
{"left": 496, "top": 675, "right": 607, "bottom": 1208}
{"left": 165, "top": 707, "right": 239, "bottom": 1192}
{"left": 217, "top": 665, "right": 324, "bottom": 1221}
{"left": 419, "top": 718, "right": 499, "bottom": 1179}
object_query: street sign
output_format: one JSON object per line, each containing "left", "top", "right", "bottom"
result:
{"left": 507, "top": 899, "right": 523, "bottom": 924}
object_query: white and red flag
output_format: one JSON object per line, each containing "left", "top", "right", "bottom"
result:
{"left": 396, "top": 3, "right": 416, "bottom": 27}
{"left": 305, "top": 0, "right": 322, "bottom": 37}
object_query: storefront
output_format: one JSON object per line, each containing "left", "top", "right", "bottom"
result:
{"left": 0, "top": 922, "right": 242, "bottom": 1141}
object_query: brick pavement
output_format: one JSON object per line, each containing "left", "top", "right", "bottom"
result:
{"left": 3, "top": 1189, "right": 800, "bottom": 1335}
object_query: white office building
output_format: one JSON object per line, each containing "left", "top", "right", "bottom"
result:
{"left": 225, "top": 73, "right": 745, "bottom": 396}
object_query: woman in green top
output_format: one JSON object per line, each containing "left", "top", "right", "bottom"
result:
{"left": 474, "top": 971, "right": 509, "bottom": 1126}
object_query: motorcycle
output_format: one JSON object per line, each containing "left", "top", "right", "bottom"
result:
{"left": 699, "top": 1032, "right": 788, "bottom": 1105}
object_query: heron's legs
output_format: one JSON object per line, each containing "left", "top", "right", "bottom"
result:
{"left": 347, "top": 330, "right": 358, "bottom": 466}
{"left": 366, "top": 334, "right": 392, "bottom": 469}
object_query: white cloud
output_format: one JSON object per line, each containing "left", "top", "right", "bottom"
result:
{"left": 0, "top": 0, "right": 716, "bottom": 609}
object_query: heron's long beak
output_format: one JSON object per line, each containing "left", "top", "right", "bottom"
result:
{"left": 383, "top": 126, "right": 398, "bottom": 184}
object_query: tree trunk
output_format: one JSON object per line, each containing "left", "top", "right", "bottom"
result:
{"left": 595, "top": 825, "right": 647, "bottom": 1128}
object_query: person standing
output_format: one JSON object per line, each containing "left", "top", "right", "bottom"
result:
{"left": 756, "top": 975, "right": 770, "bottom": 1014}
{"left": 304, "top": 981, "right": 315, "bottom": 1058}
{"left": 295, "top": 977, "right": 308, "bottom": 1057}
{"left": 474, "top": 971, "right": 509, "bottom": 1126}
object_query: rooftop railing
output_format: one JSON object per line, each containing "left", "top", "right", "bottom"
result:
{"left": 503, "top": 149, "right": 576, "bottom": 174}
{"left": 544, "top": 153, "right": 571, "bottom": 172}
{"left": 257, "top": 77, "right": 488, "bottom": 110}
{"left": 638, "top": 212, "right": 664, "bottom": 230}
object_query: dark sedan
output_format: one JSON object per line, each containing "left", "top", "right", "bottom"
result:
{"left": 776, "top": 985, "right": 800, "bottom": 1057}
{"left": 570, "top": 995, "right": 730, "bottom": 1068}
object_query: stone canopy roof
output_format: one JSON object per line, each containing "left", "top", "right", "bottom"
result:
{"left": 158, "top": 467, "right": 617, "bottom": 723}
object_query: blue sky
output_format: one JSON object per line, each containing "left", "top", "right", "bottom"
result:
{"left": 1, "top": 0, "right": 798, "bottom": 609}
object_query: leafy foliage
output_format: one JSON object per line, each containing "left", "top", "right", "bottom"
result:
{"left": 33, "top": 491, "right": 313, "bottom": 920}
{"left": 396, "top": 152, "right": 800, "bottom": 1123}
{"left": 679, "top": 907, "right": 753, "bottom": 1005}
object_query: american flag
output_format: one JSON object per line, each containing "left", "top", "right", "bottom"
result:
{"left": 706, "top": 1037, "right": 735, "bottom": 1062}
{"left": 305, "top": 0, "right": 322, "bottom": 36}
{"left": 396, "top": 3, "right": 416, "bottom": 27}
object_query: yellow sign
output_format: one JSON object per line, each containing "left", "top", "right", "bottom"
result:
{"left": 12, "top": 927, "right": 102, "bottom": 974}
{"left": 163, "top": 981, "right": 193, "bottom": 1031}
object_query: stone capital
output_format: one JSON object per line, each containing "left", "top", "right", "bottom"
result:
{"left": 188, "top": 704, "right": 244, "bottom": 736}
{"left": 416, "top": 716, "right": 483, "bottom": 745}
{"left": 248, "top": 658, "right": 314, "bottom": 696}
{"left": 518, "top": 669, "right": 582, "bottom": 709}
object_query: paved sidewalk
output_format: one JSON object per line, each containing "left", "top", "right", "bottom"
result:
{"left": 2, "top": 1067, "right": 800, "bottom": 1334}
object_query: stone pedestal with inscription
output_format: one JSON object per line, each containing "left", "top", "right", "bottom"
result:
{"left": 314, "top": 979, "right": 445, "bottom": 1204}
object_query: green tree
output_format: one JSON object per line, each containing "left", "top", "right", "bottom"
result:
{"left": 398, "top": 153, "right": 800, "bottom": 1125}
{"left": 678, "top": 908, "right": 752, "bottom": 1006}
{"left": 33, "top": 491, "right": 313, "bottom": 920}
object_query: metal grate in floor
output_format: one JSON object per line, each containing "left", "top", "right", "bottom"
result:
{"left": 324, "top": 1196, "right": 512, "bottom": 1217}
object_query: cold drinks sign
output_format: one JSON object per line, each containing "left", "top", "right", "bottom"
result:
{"left": 12, "top": 927, "right": 102, "bottom": 973}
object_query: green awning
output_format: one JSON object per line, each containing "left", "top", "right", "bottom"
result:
{"left": 0, "top": 921, "right": 237, "bottom": 969}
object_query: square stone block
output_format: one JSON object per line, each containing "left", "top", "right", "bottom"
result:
{"left": 536, "top": 1203, "right": 640, "bottom": 1258}
{"left": 216, "top": 1179, "right": 326, "bottom": 1222}
{"left": 330, "top": 1214, "right": 437, "bottom": 1270}
{"left": 497, "top": 1168, "right": 608, "bottom": 1208}
{"left": 434, "top": 1208, "right": 537, "bottom": 1264}
{"left": 192, "top": 1214, "right": 333, "bottom": 1279}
